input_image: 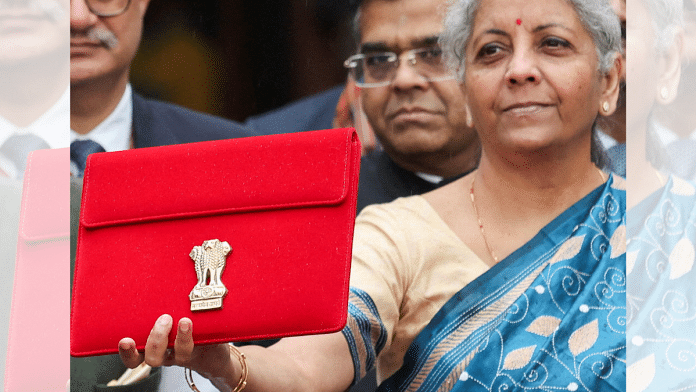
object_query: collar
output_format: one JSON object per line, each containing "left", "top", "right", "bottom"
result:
{"left": 0, "top": 88, "right": 70, "bottom": 149}
{"left": 70, "top": 84, "right": 133, "bottom": 152}
{"left": 414, "top": 171, "right": 443, "bottom": 184}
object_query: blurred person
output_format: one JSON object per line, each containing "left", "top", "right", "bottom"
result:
{"left": 625, "top": 0, "right": 684, "bottom": 203}
{"left": 0, "top": 0, "right": 69, "bottom": 178}
{"left": 651, "top": 0, "right": 696, "bottom": 180}
{"left": 0, "top": 0, "right": 68, "bottom": 388}
{"left": 119, "top": 0, "right": 625, "bottom": 391}
{"left": 624, "top": 0, "right": 696, "bottom": 390}
{"left": 69, "top": 0, "right": 253, "bottom": 177}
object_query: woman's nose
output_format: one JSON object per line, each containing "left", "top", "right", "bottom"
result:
{"left": 505, "top": 48, "right": 542, "bottom": 86}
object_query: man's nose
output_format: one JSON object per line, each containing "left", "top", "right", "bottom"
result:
{"left": 70, "top": 0, "right": 98, "bottom": 31}
{"left": 390, "top": 54, "right": 429, "bottom": 91}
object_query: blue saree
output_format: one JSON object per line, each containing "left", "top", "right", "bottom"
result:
{"left": 344, "top": 175, "right": 626, "bottom": 392}
{"left": 627, "top": 175, "right": 696, "bottom": 391}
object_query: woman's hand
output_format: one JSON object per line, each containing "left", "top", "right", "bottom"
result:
{"left": 118, "top": 314, "right": 236, "bottom": 384}
{"left": 118, "top": 313, "right": 355, "bottom": 392}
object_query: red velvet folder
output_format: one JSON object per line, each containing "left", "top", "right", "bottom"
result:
{"left": 71, "top": 128, "right": 360, "bottom": 357}
{"left": 4, "top": 148, "right": 70, "bottom": 391}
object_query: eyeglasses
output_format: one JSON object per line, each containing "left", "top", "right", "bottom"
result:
{"left": 86, "top": 0, "right": 131, "bottom": 17}
{"left": 343, "top": 46, "right": 456, "bottom": 88}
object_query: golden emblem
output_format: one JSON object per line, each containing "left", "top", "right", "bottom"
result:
{"left": 189, "top": 239, "right": 231, "bottom": 311}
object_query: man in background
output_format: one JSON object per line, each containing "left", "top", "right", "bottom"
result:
{"left": 247, "top": 0, "right": 480, "bottom": 217}
{"left": 70, "top": 0, "right": 253, "bottom": 176}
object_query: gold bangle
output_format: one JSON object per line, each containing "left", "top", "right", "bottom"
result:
{"left": 185, "top": 344, "right": 248, "bottom": 392}
{"left": 185, "top": 367, "right": 201, "bottom": 392}
{"left": 230, "top": 344, "right": 249, "bottom": 392}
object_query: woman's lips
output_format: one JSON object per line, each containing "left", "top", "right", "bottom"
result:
{"left": 503, "top": 103, "right": 552, "bottom": 116}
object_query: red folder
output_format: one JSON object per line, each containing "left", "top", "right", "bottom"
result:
{"left": 71, "top": 128, "right": 360, "bottom": 357}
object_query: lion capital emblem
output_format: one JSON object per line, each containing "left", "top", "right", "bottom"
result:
{"left": 189, "top": 239, "right": 231, "bottom": 311}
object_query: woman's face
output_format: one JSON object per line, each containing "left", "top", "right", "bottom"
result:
{"left": 625, "top": 0, "right": 661, "bottom": 133}
{"left": 463, "top": 0, "right": 618, "bottom": 153}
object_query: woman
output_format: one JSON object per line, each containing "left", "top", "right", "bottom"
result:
{"left": 625, "top": 0, "right": 696, "bottom": 390}
{"left": 119, "top": 0, "right": 625, "bottom": 390}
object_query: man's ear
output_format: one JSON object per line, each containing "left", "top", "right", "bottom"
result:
{"left": 656, "top": 31, "right": 683, "bottom": 105}
{"left": 138, "top": 0, "right": 152, "bottom": 17}
{"left": 598, "top": 53, "right": 623, "bottom": 116}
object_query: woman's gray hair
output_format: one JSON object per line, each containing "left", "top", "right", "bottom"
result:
{"left": 640, "top": 0, "right": 684, "bottom": 53}
{"left": 440, "top": 0, "right": 623, "bottom": 80}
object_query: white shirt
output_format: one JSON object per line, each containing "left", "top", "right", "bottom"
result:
{"left": 70, "top": 84, "right": 133, "bottom": 153}
{"left": 0, "top": 88, "right": 70, "bottom": 178}
{"left": 414, "top": 171, "right": 443, "bottom": 184}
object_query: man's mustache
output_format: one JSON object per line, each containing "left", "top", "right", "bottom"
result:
{"left": 0, "top": 0, "right": 66, "bottom": 23}
{"left": 71, "top": 27, "right": 119, "bottom": 49}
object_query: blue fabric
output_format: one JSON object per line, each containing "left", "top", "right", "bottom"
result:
{"left": 131, "top": 92, "right": 256, "bottom": 148}
{"left": 347, "top": 175, "right": 626, "bottom": 392}
{"left": 357, "top": 150, "right": 444, "bottom": 215}
{"left": 606, "top": 143, "right": 626, "bottom": 178}
{"left": 626, "top": 175, "right": 696, "bottom": 391}
{"left": 244, "top": 85, "right": 343, "bottom": 136}
{"left": 70, "top": 139, "right": 105, "bottom": 178}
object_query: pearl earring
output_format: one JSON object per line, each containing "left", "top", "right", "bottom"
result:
{"left": 661, "top": 86, "right": 669, "bottom": 101}
{"left": 602, "top": 101, "right": 610, "bottom": 113}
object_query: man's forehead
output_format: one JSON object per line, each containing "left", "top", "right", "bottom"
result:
{"left": 360, "top": 35, "right": 440, "bottom": 53}
{"left": 359, "top": 0, "right": 446, "bottom": 50}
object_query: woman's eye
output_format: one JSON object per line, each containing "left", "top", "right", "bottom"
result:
{"left": 476, "top": 43, "right": 504, "bottom": 59}
{"left": 541, "top": 37, "right": 571, "bottom": 49}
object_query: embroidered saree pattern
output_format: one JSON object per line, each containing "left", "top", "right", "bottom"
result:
{"left": 627, "top": 176, "right": 696, "bottom": 392}
{"left": 365, "top": 175, "right": 627, "bottom": 392}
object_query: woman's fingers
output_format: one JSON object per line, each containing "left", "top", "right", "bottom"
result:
{"left": 120, "top": 315, "right": 198, "bottom": 369}
{"left": 118, "top": 337, "right": 145, "bottom": 369}
{"left": 144, "top": 314, "right": 173, "bottom": 367}
{"left": 174, "top": 318, "right": 194, "bottom": 364}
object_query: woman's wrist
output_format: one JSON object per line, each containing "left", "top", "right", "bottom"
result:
{"left": 207, "top": 344, "right": 247, "bottom": 392}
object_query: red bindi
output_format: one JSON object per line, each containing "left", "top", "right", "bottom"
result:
{"left": 516, "top": 18, "right": 522, "bottom": 25}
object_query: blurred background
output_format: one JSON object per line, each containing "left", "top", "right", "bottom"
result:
{"left": 130, "top": 0, "right": 358, "bottom": 122}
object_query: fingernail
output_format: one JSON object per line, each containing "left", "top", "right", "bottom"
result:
{"left": 180, "top": 320, "right": 190, "bottom": 332}
{"left": 157, "top": 314, "right": 171, "bottom": 326}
